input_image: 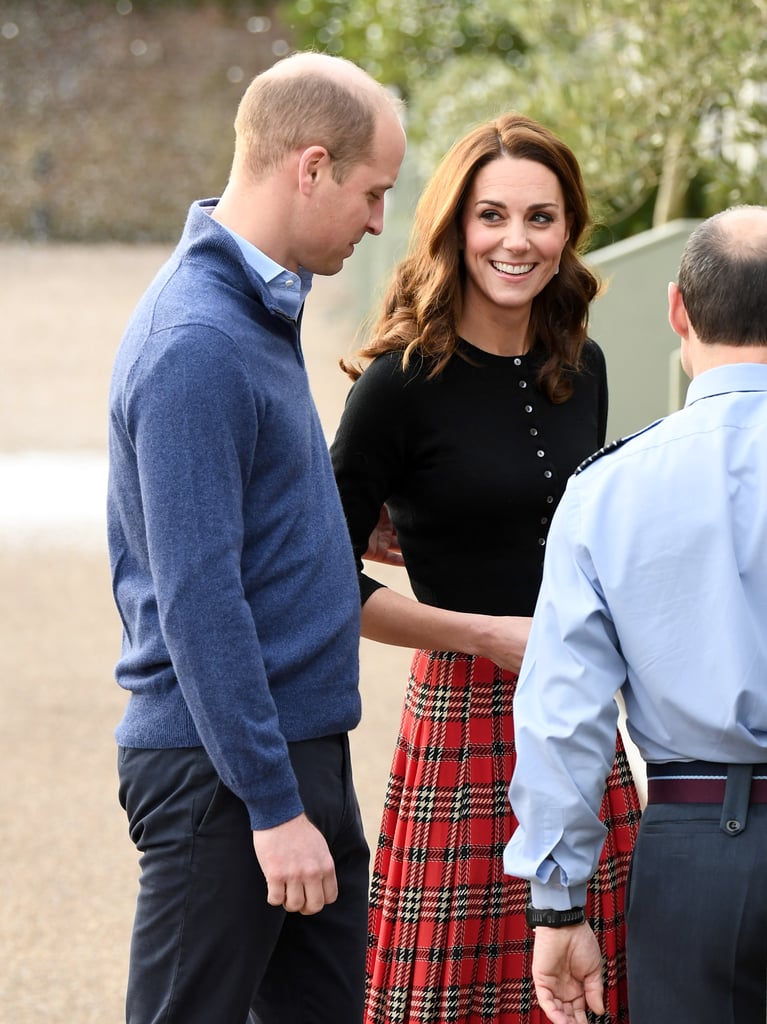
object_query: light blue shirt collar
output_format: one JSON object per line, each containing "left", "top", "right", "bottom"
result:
{"left": 685, "top": 361, "right": 767, "bottom": 407}
{"left": 222, "top": 224, "right": 313, "bottom": 320}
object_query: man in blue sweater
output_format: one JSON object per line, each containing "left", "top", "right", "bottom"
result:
{"left": 107, "top": 51, "right": 406, "bottom": 1024}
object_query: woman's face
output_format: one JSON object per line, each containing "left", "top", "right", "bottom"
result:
{"left": 460, "top": 155, "right": 570, "bottom": 318}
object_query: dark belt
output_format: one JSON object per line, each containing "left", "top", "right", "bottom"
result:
{"left": 647, "top": 760, "right": 767, "bottom": 805}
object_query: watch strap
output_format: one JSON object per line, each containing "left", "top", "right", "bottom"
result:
{"left": 525, "top": 903, "right": 586, "bottom": 929}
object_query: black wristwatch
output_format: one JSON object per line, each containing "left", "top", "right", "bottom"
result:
{"left": 525, "top": 903, "right": 586, "bottom": 929}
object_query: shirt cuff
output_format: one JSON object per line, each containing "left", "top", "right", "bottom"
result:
{"left": 530, "top": 879, "right": 588, "bottom": 911}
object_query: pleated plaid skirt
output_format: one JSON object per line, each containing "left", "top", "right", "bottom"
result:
{"left": 365, "top": 649, "right": 641, "bottom": 1024}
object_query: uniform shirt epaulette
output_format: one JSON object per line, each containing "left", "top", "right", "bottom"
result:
{"left": 575, "top": 419, "right": 664, "bottom": 475}
{"left": 575, "top": 437, "right": 628, "bottom": 474}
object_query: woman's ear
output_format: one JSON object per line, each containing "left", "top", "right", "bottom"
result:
{"left": 564, "top": 213, "right": 573, "bottom": 247}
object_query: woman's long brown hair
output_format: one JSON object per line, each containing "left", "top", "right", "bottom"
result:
{"left": 341, "top": 112, "right": 600, "bottom": 403}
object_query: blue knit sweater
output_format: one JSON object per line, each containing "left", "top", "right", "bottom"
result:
{"left": 107, "top": 200, "right": 361, "bottom": 830}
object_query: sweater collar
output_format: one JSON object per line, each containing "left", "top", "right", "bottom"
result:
{"left": 192, "top": 199, "right": 313, "bottom": 320}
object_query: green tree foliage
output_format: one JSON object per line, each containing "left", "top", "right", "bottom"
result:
{"left": 282, "top": 0, "right": 526, "bottom": 98}
{"left": 286, "top": 0, "right": 767, "bottom": 242}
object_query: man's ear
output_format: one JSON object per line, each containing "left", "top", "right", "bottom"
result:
{"left": 667, "top": 281, "right": 690, "bottom": 340}
{"left": 297, "top": 146, "right": 331, "bottom": 196}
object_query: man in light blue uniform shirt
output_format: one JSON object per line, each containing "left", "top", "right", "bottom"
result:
{"left": 503, "top": 205, "right": 767, "bottom": 1024}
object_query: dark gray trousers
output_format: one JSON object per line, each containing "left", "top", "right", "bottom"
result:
{"left": 627, "top": 768, "right": 767, "bottom": 1024}
{"left": 118, "top": 734, "right": 369, "bottom": 1024}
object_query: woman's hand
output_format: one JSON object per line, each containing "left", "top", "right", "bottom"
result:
{"left": 363, "top": 505, "right": 405, "bottom": 566}
{"left": 359, "top": 584, "right": 531, "bottom": 674}
{"left": 476, "top": 615, "right": 532, "bottom": 674}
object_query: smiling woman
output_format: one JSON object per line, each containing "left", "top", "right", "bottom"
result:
{"left": 330, "top": 112, "right": 641, "bottom": 1024}
{"left": 458, "top": 156, "right": 571, "bottom": 353}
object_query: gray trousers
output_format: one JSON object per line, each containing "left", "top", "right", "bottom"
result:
{"left": 118, "top": 734, "right": 369, "bottom": 1024}
{"left": 627, "top": 766, "right": 767, "bottom": 1023}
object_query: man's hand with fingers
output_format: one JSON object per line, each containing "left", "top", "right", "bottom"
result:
{"left": 532, "top": 923, "right": 605, "bottom": 1024}
{"left": 252, "top": 813, "right": 338, "bottom": 916}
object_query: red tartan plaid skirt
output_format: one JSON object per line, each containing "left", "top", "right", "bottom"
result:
{"left": 365, "top": 650, "right": 641, "bottom": 1024}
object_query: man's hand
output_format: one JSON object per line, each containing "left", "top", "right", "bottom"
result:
{"left": 363, "top": 505, "right": 404, "bottom": 566}
{"left": 252, "top": 813, "right": 337, "bottom": 915}
{"left": 532, "top": 923, "right": 605, "bottom": 1024}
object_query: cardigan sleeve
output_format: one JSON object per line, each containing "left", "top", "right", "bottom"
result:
{"left": 331, "top": 352, "right": 412, "bottom": 605}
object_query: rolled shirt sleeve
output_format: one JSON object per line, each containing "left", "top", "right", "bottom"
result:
{"left": 503, "top": 481, "right": 627, "bottom": 908}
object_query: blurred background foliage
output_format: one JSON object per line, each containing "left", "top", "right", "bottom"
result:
{"left": 0, "top": 1, "right": 285, "bottom": 240}
{"left": 285, "top": 0, "right": 767, "bottom": 247}
{"left": 2, "top": 0, "right": 766, "bottom": 246}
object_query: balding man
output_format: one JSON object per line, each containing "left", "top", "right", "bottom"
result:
{"left": 503, "top": 206, "right": 767, "bottom": 1024}
{"left": 108, "top": 52, "right": 406, "bottom": 1024}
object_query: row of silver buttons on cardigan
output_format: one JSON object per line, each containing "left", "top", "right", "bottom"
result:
{"left": 514, "top": 355, "right": 555, "bottom": 550}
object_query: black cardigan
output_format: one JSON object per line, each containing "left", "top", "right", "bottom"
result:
{"left": 331, "top": 338, "right": 608, "bottom": 617}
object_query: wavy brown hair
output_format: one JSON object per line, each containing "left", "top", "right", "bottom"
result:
{"left": 342, "top": 112, "right": 600, "bottom": 402}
